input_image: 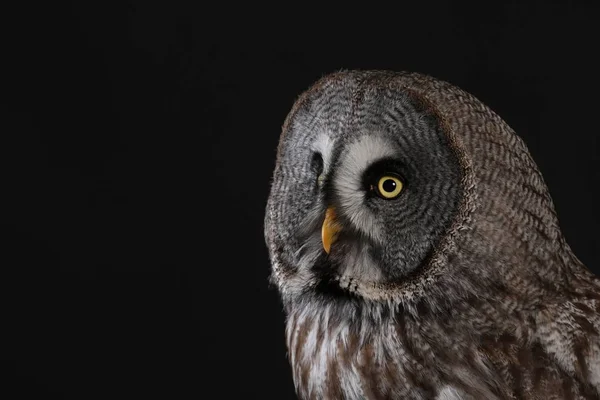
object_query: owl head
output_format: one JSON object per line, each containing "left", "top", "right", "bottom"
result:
{"left": 265, "top": 70, "right": 564, "bottom": 310}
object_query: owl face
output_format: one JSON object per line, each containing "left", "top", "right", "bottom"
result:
{"left": 265, "top": 72, "right": 464, "bottom": 301}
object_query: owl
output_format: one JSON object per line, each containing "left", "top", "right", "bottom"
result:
{"left": 264, "top": 70, "right": 600, "bottom": 399}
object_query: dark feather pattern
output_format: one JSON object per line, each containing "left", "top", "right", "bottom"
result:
{"left": 265, "top": 71, "right": 600, "bottom": 399}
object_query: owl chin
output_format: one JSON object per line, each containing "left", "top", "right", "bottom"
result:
{"left": 311, "top": 249, "right": 338, "bottom": 277}
{"left": 311, "top": 253, "right": 360, "bottom": 299}
{"left": 306, "top": 242, "right": 380, "bottom": 300}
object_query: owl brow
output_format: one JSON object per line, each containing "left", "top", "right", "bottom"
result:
{"left": 361, "top": 158, "right": 408, "bottom": 190}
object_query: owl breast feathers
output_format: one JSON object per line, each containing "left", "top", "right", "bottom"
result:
{"left": 264, "top": 70, "right": 600, "bottom": 399}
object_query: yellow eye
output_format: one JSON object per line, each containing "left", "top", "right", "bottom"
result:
{"left": 376, "top": 175, "right": 403, "bottom": 199}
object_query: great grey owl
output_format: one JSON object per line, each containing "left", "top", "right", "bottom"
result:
{"left": 264, "top": 70, "right": 599, "bottom": 399}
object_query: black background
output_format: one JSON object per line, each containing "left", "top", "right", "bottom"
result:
{"left": 4, "top": 1, "right": 599, "bottom": 399}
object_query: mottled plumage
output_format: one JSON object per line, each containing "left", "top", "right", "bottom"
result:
{"left": 264, "top": 70, "right": 600, "bottom": 399}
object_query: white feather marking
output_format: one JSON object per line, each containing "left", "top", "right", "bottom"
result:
{"left": 308, "top": 309, "right": 331, "bottom": 397}
{"left": 334, "top": 135, "right": 396, "bottom": 243}
{"left": 340, "top": 363, "right": 365, "bottom": 399}
{"left": 312, "top": 133, "right": 335, "bottom": 172}
{"left": 436, "top": 386, "right": 465, "bottom": 400}
{"left": 587, "top": 342, "right": 600, "bottom": 392}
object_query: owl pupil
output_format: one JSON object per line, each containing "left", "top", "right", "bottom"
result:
{"left": 382, "top": 179, "right": 396, "bottom": 193}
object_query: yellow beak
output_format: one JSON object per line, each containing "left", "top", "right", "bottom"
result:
{"left": 321, "top": 207, "right": 341, "bottom": 254}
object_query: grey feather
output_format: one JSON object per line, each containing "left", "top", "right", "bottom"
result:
{"left": 264, "top": 70, "right": 600, "bottom": 399}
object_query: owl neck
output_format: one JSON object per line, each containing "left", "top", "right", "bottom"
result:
{"left": 285, "top": 292, "right": 507, "bottom": 399}
{"left": 283, "top": 238, "right": 600, "bottom": 399}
